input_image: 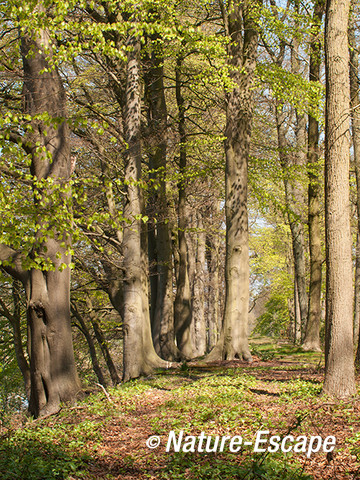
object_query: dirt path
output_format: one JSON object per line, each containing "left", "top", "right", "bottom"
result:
{"left": 80, "top": 360, "right": 360, "bottom": 480}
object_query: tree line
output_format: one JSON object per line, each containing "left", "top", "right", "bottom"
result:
{"left": 0, "top": 0, "right": 358, "bottom": 417}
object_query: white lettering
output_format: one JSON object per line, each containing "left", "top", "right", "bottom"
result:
{"left": 293, "top": 435, "right": 307, "bottom": 454}
{"left": 307, "top": 436, "right": 322, "bottom": 457}
{"left": 229, "top": 436, "right": 243, "bottom": 453}
{"left": 323, "top": 436, "right": 336, "bottom": 452}
{"left": 166, "top": 430, "right": 183, "bottom": 452}
{"left": 268, "top": 435, "right": 280, "bottom": 453}
{"left": 183, "top": 435, "right": 197, "bottom": 453}
{"left": 281, "top": 435, "right": 294, "bottom": 453}
{"left": 254, "top": 430, "right": 269, "bottom": 452}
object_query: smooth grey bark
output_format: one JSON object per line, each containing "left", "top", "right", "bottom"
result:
{"left": 174, "top": 55, "right": 194, "bottom": 359}
{"left": 191, "top": 212, "right": 207, "bottom": 356}
{"left": 267, "top": 1, "right": 308, "bottom": 344}
{"left": 121, "top": 36, "right": 169, "bottom": 381}
{"left": 187, "top": 212, "right": 196, "bottom": 295}
{"left": 144, "top": 41, "right": 179, "bottom": 361}
{"left": 207, "top": 0, "right": 259, "bottom": 361}
{"left": 19, "top": 28, "right": 80, "bottom": 417}
{"left": 302, "top": 0, "right": 325, "bottom": 353}
{"left": 355, "top": 230, "right": 360, "bottom": 356}
{"left": 323, "top": 0, "right": 356, "bottom": 398}
{"left": 275, "top": 108, "right": 308, "bottom": 343}
{"left": 291, "top": 0, "right": 309, "bottom": 340}
{"left": 147, "top": 219, "right": 158, "bottom": 327}
{"left": 206, "top": 227, "right": 221, "bottom": 350}
{"left": 294, "top": 276, "right": 302, "bottom": 344}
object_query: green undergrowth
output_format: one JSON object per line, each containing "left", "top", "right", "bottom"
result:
{"left": 0, "top": 419, "right": 101, "bottom": 479}
{"left": 250, "top": 338, "right": 323, "bottom": 366}
{"left": 0, "top": 340, "right": 358, "bottom": 479}
{"left": 162, "top": 452, "right": 312, "bottom": 480}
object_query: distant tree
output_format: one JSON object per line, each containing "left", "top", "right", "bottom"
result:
{"left": 143, "top": 31, "right": 179, "bottom": 361}
{"left": 302, "top": 0, "right": 325, "bottom": 353}
{"left": 0, "top": 279, "right": 30, "bottom": 399}
{"left": 173, "top": 53, "right": 194, "bottom": 359}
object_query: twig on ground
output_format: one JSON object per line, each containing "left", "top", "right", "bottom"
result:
{"left": 96, "top": 383, "right": 114, "bottom": 403}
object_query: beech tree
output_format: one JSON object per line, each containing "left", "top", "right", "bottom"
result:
{"left": 0, "top": 11, "right": 80, "bottom": 415}
{"left": 1, "top": 0, "right": 359, "bottom": 412}
{"left": 302, "top": 0, "right": 325, "bottom": 352}
{"left": 173, "top": 53, "right": 194, "bottom": 359}
{"left": 207, "top": 0, "right": 260, "bottom": 361}
{"left": 143, "top": 31, "right": 179, "bottom": 361}
{"left": 121, "top": 29, "right": 171, "bottom": 380}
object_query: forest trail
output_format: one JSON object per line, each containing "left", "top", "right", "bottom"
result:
{"left": 82, "top": 357, "right": 360, "bottom": 480}
{"left": 1, "top": 346, "right": 360, "bottom": 480}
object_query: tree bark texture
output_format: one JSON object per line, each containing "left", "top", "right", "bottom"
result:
{"left": 208, "top": 0, "right": 259, "bottom": 361}
{"left": 206, "top": 217, "right": 221, "bottom": 350}
{"left": 275, "top": 109, "right": 308, "bottom": 345}
{"left": 292, "top": 1, "right": 309, "bottom": 342}
{"left": 20, "top": 28, "right": 80, "bottom": 417}
{"left": 302, "top": 0, "right": 325, "bottom": 352}
{"left": 294, "top": 276, "right": 302, "bottom": 344}
{"left": 121, "top": 36, "right": 169, "bottom": 381}
{"left": 174, "top": 56, "right": 194, "bottom": 359}
{"left": 144, "top": 43, "right": 179, "bottom": 361}
{"left": 323, "top": 0, "right": 356, "bottom": 398}
{"left": 191, "top": 212, "right": 207, "bottom": 356}
{"left": 349, "top": 15, "right": 360, "bottom": 359}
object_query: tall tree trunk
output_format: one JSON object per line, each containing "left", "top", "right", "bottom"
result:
{"left": 121, "top": 36, "right": 169, "bottom": 381}
{"left": 191, "top": 212, "right": 207, "bottom": 356}
{"left": 144, "top": 42, "right": 179, "bottom": 361}
{"left": 355, "top": 231, "right": 360, "bottom": 357}
{"left": 147, "top": 218, "right": 158, "bottom": 328}
{"left": 206, "top": 214, "right": 221, "bottom": 350}
{"left": 349, "top": 12, "right": 360, "bottom": 360}
{"left": 323, "top": 0, "right": 356, "bottom": 398}
{"left": 21, "top": 27, "right": 80, "bottom": 417}
{"left": 275, "top": 106, "right": 308, "bottom": 343}
{"left": 187, "top": 211, "right": 197, "bottom": 294}
{"left": 291, "top": 14, "right": 309, "bottom": 338}
{"left": 294, "top": 276, "right": 302, "bottom": 344}
{"left": 302, "top": 0, "right": 325, "bottom": 352}
{"left": 174, "top": 56, "right": 193, "bottom": 359}
{"left": 207, "top": 0, "right": 259, "bottom": 361}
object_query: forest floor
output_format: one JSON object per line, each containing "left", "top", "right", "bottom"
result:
{"left": 1, "top": 339, "right": 360, "bottom": 480}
